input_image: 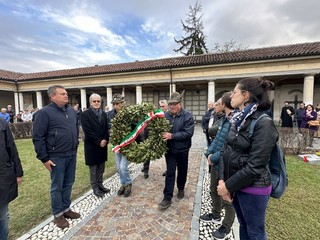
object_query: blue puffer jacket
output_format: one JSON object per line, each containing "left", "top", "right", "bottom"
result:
{"left": 165, "top": 108, "right": 194, "bottom": 153}
{"left": 204, "top": 117, "right": 230, "bottom": 170}
{"left": 33, "top": 102, "right": 79, "bottom": 162}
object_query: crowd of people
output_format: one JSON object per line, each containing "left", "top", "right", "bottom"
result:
{"left": 0, "top": 105, "right": 39, "bottom": 124}
{"left": 2, "top": 78, "right": 320, "bottom": 239}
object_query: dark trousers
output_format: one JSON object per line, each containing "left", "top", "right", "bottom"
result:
{"left": 210, "top": 168, "right": 235, "bottom": 232}
{"left": 89, "top": 162, "right": 105, "bottom": 190}
{"left": 204, "top": 129, "right": 211, "bottom": 147}
{"left": 163, "top": 150, "right": 189, "bottom": 200}
{"left": 233, "top": 191, "right": 269, "bottom": 240}
{"left": 142, "top": 160, "right": 150, "bottom": 173}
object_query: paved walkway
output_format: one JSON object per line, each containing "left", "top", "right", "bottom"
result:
{"left": 70, "top": 149, "right": 203, "bottom": 240}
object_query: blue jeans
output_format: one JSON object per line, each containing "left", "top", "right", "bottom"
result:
{"left": 50, "top": 155, "right": 76, "bottom": 217}
{"left": 115, "top": 153, "right": 132, "bottom": 185}
{"left": 233, "top": 191, "right": 269, "bottom": 240}
{"left": 0, "top": 204, "right": 9, "bottom": 240}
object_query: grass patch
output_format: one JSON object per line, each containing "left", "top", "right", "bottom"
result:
{"left": 9, "top": 139, "right": 116, "bottom": 240}
{"left": 266, "top": 155, "right": 320, "bottom": 239}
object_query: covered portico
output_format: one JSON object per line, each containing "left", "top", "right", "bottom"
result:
{"left": 1, "top": 42, "right": 320, "bottom": 121}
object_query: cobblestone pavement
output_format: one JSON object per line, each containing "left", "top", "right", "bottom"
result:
{"left": 18, "top": 124, "right": 236, "bottom": 240}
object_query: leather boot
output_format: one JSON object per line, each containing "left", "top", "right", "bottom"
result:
{"left": 54, "top": 215, "right": 69, "bottom": 229}
{"left": 98, "top": 184, "right": 110, "bottom": 193}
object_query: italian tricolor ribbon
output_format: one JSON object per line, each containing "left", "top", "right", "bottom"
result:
{"left": 112, "top": 109, "right": 165, "bottom": 153}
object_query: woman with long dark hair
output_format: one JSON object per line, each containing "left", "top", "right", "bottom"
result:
{"left": 217, "top": 77, "right": 278, "bottom": 239}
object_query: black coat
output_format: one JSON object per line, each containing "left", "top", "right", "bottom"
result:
{"left": 0, "top": 118, "right": 23, "bottom": 206}
{"left": 81, "top": 108, "right": 109, "bottom": 166}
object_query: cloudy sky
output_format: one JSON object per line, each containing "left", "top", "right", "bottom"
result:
{"left": 0, "top": 0, "right": 319, "bottom": 73}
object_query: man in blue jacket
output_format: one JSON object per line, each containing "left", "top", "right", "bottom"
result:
{"left": 201, "top": 92, "right": 235, "bottom": 240}
{"left": 159, "top": 92, "right": 194, "bottom": 210}
{"left": 33, "top": 85, "right": 80, "bottom": 229}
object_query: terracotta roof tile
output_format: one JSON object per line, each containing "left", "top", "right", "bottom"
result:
{"left": 0, "top": 69, "right": 23, "bottom": 81}
{"left": 1, "top": 41, "right": 320, "bottom": 81}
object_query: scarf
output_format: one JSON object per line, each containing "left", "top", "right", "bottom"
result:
{"left": 90, "top": 107, "right": 102, "bottom": 122}
{"left": 230, "top": 103, "right": 258, "bottom": 132}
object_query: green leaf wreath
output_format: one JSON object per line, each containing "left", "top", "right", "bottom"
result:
{"left": 110, "top": 102, "right": 172, "bottom": 163}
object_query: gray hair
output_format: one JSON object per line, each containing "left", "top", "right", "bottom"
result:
{"left": 159, "top": 99, "right": 168, "bottom": 106}
{"left": 47, "top": 85, "right": 65, "bottom": 99}
{"left": 89, "top": 93, "right": 101, "bottom": 103}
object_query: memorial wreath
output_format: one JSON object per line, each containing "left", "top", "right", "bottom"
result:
{"left": 110, "top": 102, "right": 172, "bottom": 163}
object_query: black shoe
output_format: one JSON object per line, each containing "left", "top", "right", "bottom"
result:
{"left": 162, "top": 171, "right": 167, "bottom": 176}
{"left": 123, "top": 184, "right": 132, "bottom": 197}
{"left": 212, "top": 226, "right": 231, "bottom": 240}
{"left": 93, "top": 188, "right": 104, "bottom": 198}
{"left": 144, "top": 172, "right": 149, "bottom": 179}
{"left": 158, "top": 198, "right": 171, "bottom": 210}
{"left": 199, "top": 213, "right": 222, "bottom": 223}
{"left": 177, "top": 189, "right": 184, "bottom": 199}
{"left": 117, "top": 185, "right": 125, "bottom": 196}
{"left": 99, "top": 185, "right": 110, "bottom": 193}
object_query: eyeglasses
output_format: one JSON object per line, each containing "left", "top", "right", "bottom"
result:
{"left": 92, "top": 100, "right": 101, "bottom": 103}
{"left": 169, "top": 102, "right": 179, "bottom": 106}
{"left": 160, "top": 105, "right": 166, "bottom": 108}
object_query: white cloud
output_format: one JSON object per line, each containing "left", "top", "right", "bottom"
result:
{"left": 0, "top": 0, "right": 320, "bottom": 73}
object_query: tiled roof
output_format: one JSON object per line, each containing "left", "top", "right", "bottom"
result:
{"left": 1, "top": 41, "right": 320, "bottom": 82}
{"left": 0, "top": 69, "right": 23, "bottom": 81}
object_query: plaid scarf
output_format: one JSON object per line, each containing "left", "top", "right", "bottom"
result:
{"left": 230, "top": 103, "right": 258, "bottom": 132}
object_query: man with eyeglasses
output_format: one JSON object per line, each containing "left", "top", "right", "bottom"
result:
{"left": 81, "top": 94, "right": 110, "bottom": 198}
{"left": 33, "top": 85, "right": 80, "bottom": 229}
{"left": 158, "top": 92, "right": 194, "bottom": 210}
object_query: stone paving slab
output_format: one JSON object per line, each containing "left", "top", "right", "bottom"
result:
{"left": 70, "top": 150, "right": 203, "bottom": 240}
{"left": 298, "top": 154, "right": 320, "bottom": 164}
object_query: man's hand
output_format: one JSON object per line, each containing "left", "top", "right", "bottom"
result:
{"left": 17, "top": 177, "right": 22, "bottom": 185}
{"left": 100, "top": 139, "right": 107, "bottom": 147}
{"left": 162, "top": 132, "right": 172, "bottom": 141}
{"left": 207, "top": 154, "right": 213, "bottom": 165}
{"left": 43, "top": 160, "right": 56, "bottom": 172}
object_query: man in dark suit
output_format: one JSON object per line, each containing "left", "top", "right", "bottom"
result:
{"left": 81, "top": 93, "right": 110, "bottom": 198}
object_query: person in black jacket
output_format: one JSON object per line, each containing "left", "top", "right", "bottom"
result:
{"left": 158, "top": 92, "right": 194, "bottom": 210}
{"left": 217, "top": 78, "right": 278, "bottom": 240}
{"left": 32, "top": 85, "right": 80, "bottom": 229}
{"left": 0, "top": 118, "right": 23, "bottom": 240}
{"left": 201, "top": 101, "right": 215, "bottom": 147}
{"left": 280, "top": 101, "right": 295, "bottom": 127}
{"left": 81, "top": 94, "right": 110, "bottom": 198}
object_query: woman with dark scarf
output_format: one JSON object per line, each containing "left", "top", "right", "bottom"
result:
{"left": 217, "top": 77, "right": 278, "bottom": 240}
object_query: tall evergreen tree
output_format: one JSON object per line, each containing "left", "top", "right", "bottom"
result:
{"left": 174, "top": 2, "right": 208, "bottom": 56}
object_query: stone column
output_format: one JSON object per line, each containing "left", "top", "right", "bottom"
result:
{"left": 136, "top": 86, "right": 142, "bottom": 104}
{"left": 19, "top": 92, "right": 24, "bottom": 111}
{"left": 169, "top": 84, "right": 176, "bottom": 95}
{"left": 14, "top": 92, "right": 19, "bottom": 113}
{"left": 303, "top": 74, "right": 315, "bottom": 105}
{"left": 208, "top": 81, "right": 215, "bottom": 102}
{"left": 80, "top": 89, "right": 87, "bottom": 110}
{"left": 106, "top": 87, "right": 113, "bottom": 109}
{"left": 36, "top": 91, "right": 43, "bottom": 109}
